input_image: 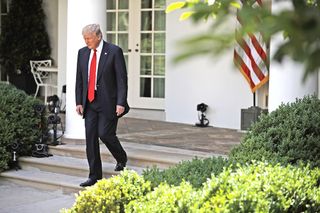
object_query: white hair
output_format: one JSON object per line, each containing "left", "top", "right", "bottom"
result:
{"left": 82, "top": 24, "right": 102, "bottom": 39}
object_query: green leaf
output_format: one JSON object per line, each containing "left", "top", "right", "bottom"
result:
{"left": 166, "top": 2, "right": 186, "bottom": 13}
{"left": 230, "top": 1, "right": 241, "bottom": 9}
{"left": 179, "top": 11, "right": 195, "bottom": 20}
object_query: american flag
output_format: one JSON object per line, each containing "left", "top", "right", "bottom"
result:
{"left": 233, "top": 0, "right": 269, "bottom": 92}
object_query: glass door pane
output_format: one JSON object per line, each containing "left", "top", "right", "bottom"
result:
{"left": 107, "top": 0, "right": 116, "bottom": 9}
{"left": 119, "top": 0, "right": 128, "bottom": 9}
{"left": 154, "top": 0, "right": 165, "bottom": 8}
{"left": 141, "top": 0, "right": 152, "bottom": 9}
{"left": 106, "top": 0, "right": 129, "bottom": 67}
{"left": 106, "top": 12, "right": 116, "bottom": 31}
{"left": 139, "top": 0, "right": 166, "bottom": 99}
{"left": 153, "top": 78, "right": 165, "bottom": 98}
{"left": 118, "top": 12, "right": 128, "bottom": 31}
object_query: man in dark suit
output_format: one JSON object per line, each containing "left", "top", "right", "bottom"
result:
{"left": 75, "top": 24, "right": 128, "bottom": 187}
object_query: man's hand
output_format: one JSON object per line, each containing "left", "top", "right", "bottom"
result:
{"left": 116, "top": 105, "right": 125, "bottom": 117}
{"left": 76, "top": 105, "right": 84, "bottom": 116}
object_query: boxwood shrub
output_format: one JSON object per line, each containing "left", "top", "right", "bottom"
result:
{"left": 126, "top": 162, "right": 320, "bottom": 213}
{"left": 62, "top": 170, "right": 151, "bottom": 213}
{"left": 142, "top": 156, "right": 230, "bottom": 189}
{"left": 0, "top": 83, "right": 46, "bottom": 171}
{"left": 229, "top": 95, "right": 320, "bottom": 168}
{"left": 126, "top": 181, "right": 197, "bottom": 213}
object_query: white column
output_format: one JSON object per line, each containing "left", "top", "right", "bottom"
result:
{"left": 58, "top": 0, "right": 67, "bottom": 104}
{"left": 64, "top": 0, "right": 106, "bottom": 139}
{"left": 268, "top": 1, "right": 318, "bottom": 112}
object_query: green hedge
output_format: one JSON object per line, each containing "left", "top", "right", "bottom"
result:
{"left": 229, "top": 95, "right": 320, "bottom": 168}
{"left": 65, "top": 163, "right": 320, "bottom": 212}
{"left": 126, "top": 181, "right": 196, "bottom": 213}
{"left": 195, "top": 162, "right": 320, "bottom": 212}
{"left": 127, "top": 162, "right": 320, "bottom": 213}
{"left": 62, "top": 170, "right": 151, "bottom": 213}
{"left": 143, "top": 156, "right": 230, "bottom": 189}
{"left": 0, "top": 83, "right": 46, "bottom": 171}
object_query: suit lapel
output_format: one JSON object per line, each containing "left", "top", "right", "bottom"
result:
{"left": 83, "top": 48, "right": 91, "bottom": 86}
{"left": 97, "top": 41, "right": 110, "bottom": 81}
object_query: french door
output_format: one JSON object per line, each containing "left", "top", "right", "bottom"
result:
{"left": 106, "top": 0, "right": 166, "bottom": 109}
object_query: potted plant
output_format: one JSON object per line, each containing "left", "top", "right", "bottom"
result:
{"left": 0, "top": 0, "right": 51, "bottom": 95}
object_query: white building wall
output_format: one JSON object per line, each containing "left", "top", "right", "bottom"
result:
{"left": 165, "top": 1, "right": 252, "bottom": 129}
{"left": 269, "top": 54, "right": 318, "bottom": 112}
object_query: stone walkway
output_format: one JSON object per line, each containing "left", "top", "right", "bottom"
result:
{"left": 0, "top": 180, "right": 74, "bottom": 213}
{"left": 117, "top": 117, "right": 244, "bottom": 155}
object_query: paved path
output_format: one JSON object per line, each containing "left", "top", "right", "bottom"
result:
{"left": 118, "top": 117, "right": 244, "bottom": 155}
{"left": 0, "top": 180, "right": 74, "bottom": 213}
{"left": 0, "top": 117, "right": 244, "bottom": 212}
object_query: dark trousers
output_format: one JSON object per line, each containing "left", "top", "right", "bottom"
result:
{"left": 84, "top": 99, "right": 127, "bottom": 181}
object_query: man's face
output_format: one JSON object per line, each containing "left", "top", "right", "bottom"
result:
{"left": 83, "top": 33, "right": 100, "bottom": 49}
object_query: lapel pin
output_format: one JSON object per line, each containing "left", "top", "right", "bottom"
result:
{"left": 104, "top": 52, "right": 107, "bottom": 55}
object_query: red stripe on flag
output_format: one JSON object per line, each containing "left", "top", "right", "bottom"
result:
{"left": 234, "top": 50, "right": 256, "bottom": 90}
{"left": 249, "top": 33, "right": 267, "bottom": 63}
{"left": 236, "top": 33, "right": 266, "bottom": 81}
{"left": 236, "top": 17, "right": 267, "bottom": 65}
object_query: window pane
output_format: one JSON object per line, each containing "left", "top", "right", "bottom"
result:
{"left": 140, "top": 56, "right": 152, "bottom": 75}
{"left": 154, "top": 56, "right": 165, "bottom": 76}
{"left": 153, "top": 78, "right": 165, "bottom": 98}
{"left": 154, "top": 33, "right": 165, "bottom": 53}
{"left": 107, "top": 33, "right": 116, "bottom": 44}
{"left": 118, "top": 33, "right": 128, "bottom": 52}
{"left": 107, "top": 0, "right": 116, "bottom": 10}
{"left": 141, "top": 11, "right": 152, "bottom": 31}
{"left": 140, "top": 33, "right": 152, "bottom": 53}
{"left": 107, "top": 12, "right": 116, "bottom": 31}
{"left": 118, "top": 12, "right": 128, "bottom": 31}
{"left": 1, "top": 0, "right": 8, "bottom": 13}
{"left": 0, "top": 16, "right": 7, "bottom": 34}
{"left": 140, "top": 78, "right": 151, "bottom": 97}
{"left": 154, "top": 11, "right": 165, "bottom": 31}
{"left": 155, "top": 0, "right": 166, "bottom": 9}
{"left": 141, "top": 0, "right": 152, "bottom": 9}
{"left": 119, "top": 0, "right": 128, "bottom": 9}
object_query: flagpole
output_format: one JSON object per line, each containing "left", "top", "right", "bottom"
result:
{"left": 253, "top": 92, "right": 256, "bottom": 107}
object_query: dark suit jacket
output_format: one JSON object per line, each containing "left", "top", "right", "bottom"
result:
{"left": 75, "top": 41, "right": 128, "bottom": 119}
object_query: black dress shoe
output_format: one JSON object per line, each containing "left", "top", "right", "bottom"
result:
{"left": 80, "top": 178, "right": 97, "bottom": 187}
{"left": 114, "top": 162, "right": 126, "bottom": 171}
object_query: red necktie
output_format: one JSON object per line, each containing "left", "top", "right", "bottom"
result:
{"left": 88, "top": 49, "right": 97, "bottom": 102}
